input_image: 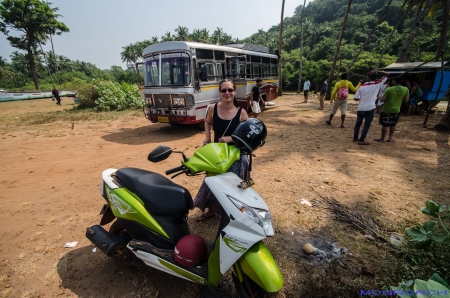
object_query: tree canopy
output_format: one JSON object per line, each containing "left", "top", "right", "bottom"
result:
{"left": 0, "top": 0, "right": 69, "bottom": 89}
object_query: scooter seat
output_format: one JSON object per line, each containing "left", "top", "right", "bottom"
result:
{"left": 115, "top": 168, "right": 193, "bottom": 215}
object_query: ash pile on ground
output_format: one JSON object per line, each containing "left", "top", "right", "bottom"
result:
{"left": 285, "top": 227, "right": 351, "bottom": 266}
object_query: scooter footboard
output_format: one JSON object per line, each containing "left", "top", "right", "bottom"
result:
{"left": 234, "top": 241, "right": 283, "bottom": 293}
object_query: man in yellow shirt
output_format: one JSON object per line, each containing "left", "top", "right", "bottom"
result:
{"left": 325, "top": 73, "right": 361, "bottom": 128}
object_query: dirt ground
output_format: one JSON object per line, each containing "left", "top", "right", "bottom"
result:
{"left": 0, "top": 95, "right": 449, "bottom": 298}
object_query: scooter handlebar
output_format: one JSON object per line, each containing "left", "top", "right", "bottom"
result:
{"left": 165, "top": 166, "right": 184, "bottom": 175}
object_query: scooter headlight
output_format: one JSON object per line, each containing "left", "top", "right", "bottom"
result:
{"left": 227, "top": 196, "right": 275, "bottom": 236}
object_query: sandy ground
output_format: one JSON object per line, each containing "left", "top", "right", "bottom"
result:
{"left": 0, "top": 95, "right": 449, "bottom": 297}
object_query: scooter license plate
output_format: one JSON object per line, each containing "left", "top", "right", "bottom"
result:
{"left": 157, "top": 116, "right": 169, "bottom": 123}
{"left": 240, "top": 178, "right": 255, "bottom": 189}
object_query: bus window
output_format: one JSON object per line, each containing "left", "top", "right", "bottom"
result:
{"left": 145, "top": 54, "right": 190, "bottom": 86}
{"left": 206, "top": 63, "right": 215, "bottom": 81}
{"left": 252, "top": 65, "right": 259, "bottom": 78}
{"left": 230, "top": 59, "right": 239, "bottom": 80}
{"left": 216, "top": 63, "right": 223, "bottom": 80}
{"left": 198, "top": 64, "right": 206, "bottom": 81}
{"left": 263, "top": 65, "right": 270, "bottom": 77}
{"left": 246, "top": 64, "right": 252, "bottom": 79}
{"left": 197, "top": 49, "right": 214, "bottom": 59}
{"left": 239, "top": 64, "right": 245, "bottom": 79}
{"left": 270, "top": 66, "right": 275, "bottom": 77}
{"left": 145, "top": 60, "right": 159, "bottom": 86}
{"left": 215, "top": 51, "right": 225, "bottom": 60}
{"left": 251, "top": 56, "right": 261, "bottom": 63}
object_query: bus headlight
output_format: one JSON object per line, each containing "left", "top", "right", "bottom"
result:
{"left": 173, "top": 97, "right": 185, "bottom": 106}
{"left": 227, "top": 196, "right": 275, "bottom": 236}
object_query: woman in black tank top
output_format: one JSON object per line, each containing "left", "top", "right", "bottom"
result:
{"left": 194, "top": 79, "right": 250, "bottom": 222}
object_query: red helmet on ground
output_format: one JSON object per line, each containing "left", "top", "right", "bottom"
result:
{"left": 174, "top": 235, "right": 208, "bottom": 267}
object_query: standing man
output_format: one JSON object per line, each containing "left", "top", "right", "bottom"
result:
{"left": 318, "top": 77, "right": 328, "bottom": 110}
{"left": 374, "top": 76, "right": 409, "bottom": 143}
{"left": 353, "top": 70, "right": 389, "bottom": 145}
{"left": 52, "top": 87, "right": 61, "bottom": 106}
{"left": 249, "top": 78, "right": 264, "bottom": 118}
{"left": 302, "top": 77, "right": 311, "bottom": 103}
{"left": 326, "top": 73, "right": 361, "bottom": 128}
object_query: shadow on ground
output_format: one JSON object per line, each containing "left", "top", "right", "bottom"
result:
{"left": 101, "top": 123, "right": 202, "bottom": 145}
{"left": 57, "top": 244, "right": 236, "bottom": 298}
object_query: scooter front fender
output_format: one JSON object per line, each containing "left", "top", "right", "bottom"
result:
{"left": 235, "top": 241, "right": 283, "bottom": 293}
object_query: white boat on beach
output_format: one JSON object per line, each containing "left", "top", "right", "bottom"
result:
{"left": 0, "top": 90, "right": 77, "bottom": 102}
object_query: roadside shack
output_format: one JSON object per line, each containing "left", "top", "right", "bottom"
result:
{"left": 383, "top": 61, "right": 450, "bottom": 101}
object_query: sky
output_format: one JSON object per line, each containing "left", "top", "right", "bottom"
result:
{"left": 0, "top": 0, "right": 310, "bottom": 70}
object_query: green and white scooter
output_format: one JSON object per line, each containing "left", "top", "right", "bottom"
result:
{"left": 86, "top": 119, "right": 284, "bottom": 297}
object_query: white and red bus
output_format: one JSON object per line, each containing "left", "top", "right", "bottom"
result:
{"left": 136, "top": 41, "right": 279, "bottom": 128}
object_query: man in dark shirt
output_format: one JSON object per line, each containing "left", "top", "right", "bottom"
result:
{"left": 52, "top": 88, "right": 61, "bottom": 106}
{"left": 318, "top": 77, "right": 328, "bottom": 110}
{"left": 249, "top": 78, "right": 264, "bottom": 118}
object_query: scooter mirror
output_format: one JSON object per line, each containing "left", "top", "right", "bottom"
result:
{"left": 148, "top": 145, "right": 172, "bottom": 162}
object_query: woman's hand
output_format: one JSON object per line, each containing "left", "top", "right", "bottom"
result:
{"left": 218, "top": 136, "right": 233, "bottom": 143}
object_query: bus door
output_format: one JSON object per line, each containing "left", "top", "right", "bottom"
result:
{"left": 135, "top": 62, "right": 145, "bottom": 100}
{"left": 228, "top": 56, "right": 247, "bottom": 108}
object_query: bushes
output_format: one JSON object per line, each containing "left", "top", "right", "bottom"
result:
{"left": 92, "top": 80, "right": 143, "bottom": 111}
{"left": 76, "top": 83, "right": 99, "bottom": 109}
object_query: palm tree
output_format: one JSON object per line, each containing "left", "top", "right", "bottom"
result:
{"left": 161, "top": 31, "right": 173, "bottom": 42}
{"left": 347, "top": 0, "right": 393, "bottom": 69}
{"left": 297, "top": 0, "right": 307, "bottom": 94}
{"left": 326, "top": 0, "right": 353, "bottom": 100}
{"left": 396, "top": 0, "right": 436, "bottom": 62}
{"left": 120, "top": 44, "right": 140, "bottom": 73}
{"left": 175, "top": 26, "right": 190, "bottom": 41}
{"left": 151, "top": 36, "right": 159, "bottom": 44}
{"left": 211, "top": 27, "right": 224, "bottom": 44}
{"left": 278, "top": 0, "right": 286, "bottom": 95}
{"left": 376, "top": 3, "right": 413, "bottom": 68}
{"left": 0, "top": 0, "right": 69, "bottom": 90}
{"left": 200, "top": 28, "right": 210, "bottom": 43}
{"left": 0, "top": 65, "right": 15, "bottom": 83}
{"left": 435, "top": 0, "right": 449, "bottom": 61}
{"left": 190, "top": 29, "right": 202, "bottom": 42}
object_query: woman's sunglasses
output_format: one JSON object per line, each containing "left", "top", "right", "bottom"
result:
{"left": 220, "top": 88, "right": 235, "bottom": 93}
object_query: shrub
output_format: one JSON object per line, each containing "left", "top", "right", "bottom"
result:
{"left": 76, "top": 83, "right": 99, "bottom": 109}
{"left": 93, "top": 80, "right": 143, "bottom": 111}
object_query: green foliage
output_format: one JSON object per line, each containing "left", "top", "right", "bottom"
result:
{"left": 405, "top": 200, "right": 450, "bottom": 249}
{"left": 75, "top": 83, "right": 99, "bottom": 109}
{"left": 92, "top": 80, "right": 143, "bottom": 111}
{"left": 391, "top": 273, "right": 450, "bottom": 298}
{"left": 0, "top": 0, "right": 69, "bottom": 89}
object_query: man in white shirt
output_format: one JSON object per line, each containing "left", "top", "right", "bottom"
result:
{"left": 353, "top": 70, "right": 389, "bottom": 145}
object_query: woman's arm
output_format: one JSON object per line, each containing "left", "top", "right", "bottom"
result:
{"left": 240, "top": 108, "right": 249, "bottom": 122}
{"left": 202, "top": 104, "right": 214, "bottom": 146}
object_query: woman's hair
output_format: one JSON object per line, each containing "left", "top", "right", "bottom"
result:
{"left": 219, "top": 79, "right": 238, "bottom": 107}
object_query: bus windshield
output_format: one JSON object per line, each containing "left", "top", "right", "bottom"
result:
{"left": 144, "top": 53, "right": 191, "bottom": 87}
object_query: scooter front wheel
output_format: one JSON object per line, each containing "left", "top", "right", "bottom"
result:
{"left": 232, "top": 273, "right": 285, "bottom": 298}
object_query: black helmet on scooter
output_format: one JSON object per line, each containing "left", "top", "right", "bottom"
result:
{"left": 231, "top": 118, "right": 267, "bottom": 153}
{"left": 174, "top": 234, "right": 208, "bottom": 267}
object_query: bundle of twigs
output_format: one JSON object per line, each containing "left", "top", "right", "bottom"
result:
{"left": 312, "top": 188, "right": 386, "bottom": 241}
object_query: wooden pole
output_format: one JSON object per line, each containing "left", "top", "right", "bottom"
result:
{"left": 50, "top": 34, "right": 62, "bottom": 85}
{"left": 278, "top": 0, "right": 285, "bottom": 96}
{"left": 423, "top": 51, "right": 445, "bottom": 127}
{"left": 296, "top": 0, "right": 307, "bottom": 94}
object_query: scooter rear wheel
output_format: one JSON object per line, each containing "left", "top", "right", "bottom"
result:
{"left": 109, "top": 221, "right": 136, "bottom": 267}
{"left": 232, "top": 273, "right": 285, "bottom": 298}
